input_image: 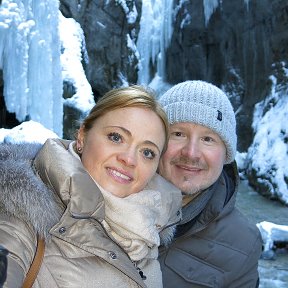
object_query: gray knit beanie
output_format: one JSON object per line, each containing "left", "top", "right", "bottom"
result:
{"left": 159, "top": 80, "right": 237, "bottom": 164}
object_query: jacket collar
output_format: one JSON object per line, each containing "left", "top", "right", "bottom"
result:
{"left": 33, "top": 138, "right": 105, "bottom": 221}
{"left": 178, "top": 162, "right": 239, "bottom": 234}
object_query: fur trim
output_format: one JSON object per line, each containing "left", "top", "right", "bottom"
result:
{"left": 159, "top": 225, "right": 177, "bottom": 247}
{"left": 0, "top": 143, "right": 63, "bottom": 239}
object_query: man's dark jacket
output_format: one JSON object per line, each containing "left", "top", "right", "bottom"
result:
{"left": 159, "top": 163, "right": 262, "bottom": 288}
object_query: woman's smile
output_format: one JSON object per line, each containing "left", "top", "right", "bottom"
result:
{"left": 106, "top": 167, "right": 133, "bottom": 183}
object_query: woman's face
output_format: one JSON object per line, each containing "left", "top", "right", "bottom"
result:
{"left": 77, "top": 107, "right": 166, "bottom": 197}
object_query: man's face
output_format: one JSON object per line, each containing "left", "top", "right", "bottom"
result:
{"left": 158, "top": 122, "right": 226, "bottom": 196}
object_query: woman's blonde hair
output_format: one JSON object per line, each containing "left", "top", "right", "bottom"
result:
{"left": 80, "top": 85, "right": 169, "bottom": 154}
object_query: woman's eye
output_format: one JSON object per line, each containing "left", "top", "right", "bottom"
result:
{"left": 108, "top": 132, "right": 122, "bottom": 143}
{"left": 142, "top": 148, "right": 156, "bottom": 160}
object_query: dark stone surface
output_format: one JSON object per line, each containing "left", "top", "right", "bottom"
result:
{"left": 167, "top": 0, "right": 288, "bottom": 151}
{"left": 59, "top": 0, "right": 141, "bottom": 96}
{"left": 58, "top": 0, "right": 288, "bottom": 152}
{"left": 1, "top": 0, "right": 287, "bottom": 203}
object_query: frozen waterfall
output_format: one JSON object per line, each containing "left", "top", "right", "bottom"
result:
{"left": 136, "top": 0, "right": 174, "bottom": 85}
{"left": 0, "top": 0, "right": 63, "bottom": 136}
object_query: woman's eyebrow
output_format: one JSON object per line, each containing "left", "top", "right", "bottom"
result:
{"left": 105, "top": 125, "right": 131, "bottom": 136}
{"left": 106, "top": 125, "right": 161, "bottom": 153}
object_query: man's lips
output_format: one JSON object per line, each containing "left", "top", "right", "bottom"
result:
{"left": 106, "top": 167, "right": 133, "bottom": 183}
{"left": 175, "top": 164, "right": 202, "bottom": 172}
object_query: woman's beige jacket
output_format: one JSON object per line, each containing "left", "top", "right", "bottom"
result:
{"left": 0, "top": 138, "right": 181, "bottom": 288}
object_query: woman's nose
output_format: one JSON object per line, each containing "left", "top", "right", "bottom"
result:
{"left": 117, "top": 148, "right": 137, "bottom": 167}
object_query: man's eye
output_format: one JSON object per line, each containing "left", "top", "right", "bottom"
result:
{"left": 202, "top": 136, "right": 214, "bottom": 142}
{"left": 172, "top": 131, "right": 183, "bottom": 137}
{"left": 142, "top": 148, "right": 156, "bottom": 160}
{"left": 108, "top": 132, "right": 122, "bottom": 143}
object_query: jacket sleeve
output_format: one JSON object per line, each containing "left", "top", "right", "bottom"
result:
{"left": 226, "top": 230, "right": 263, "bottom": 288}
{"left": 0, "top": 214, "right": 36, "bottom": 288}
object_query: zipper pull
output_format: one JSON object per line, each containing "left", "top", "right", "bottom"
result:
{"left": 136, "top": 267, "right": 147, "bottom": 280}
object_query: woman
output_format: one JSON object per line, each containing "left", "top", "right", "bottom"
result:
{"left": 0, "top": 86, "right": 181, "bottom": 288}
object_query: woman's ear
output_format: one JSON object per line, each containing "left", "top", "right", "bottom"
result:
{"left": 76, "top": 126, "right": 85, "bottom": 152}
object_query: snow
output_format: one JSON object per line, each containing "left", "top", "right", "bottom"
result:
{"left": 126, "top": 33, "right": 139, "bottom": 65}
{"left": 0, "top": 1, "right": 287, "bottom": 285}
{"left": 257, "top": 221, "right": 288, "bottom": 253}
{"left": 0, "top": 120, "right": 58, "bottom": 144}
{"left": 148, "top": 73, "right": 172, "bottom": 98}
{"left": 115, "top": 0, "right": 138, "bottom": 24}
{"left": 59, "top": 12, "right": 95, "bottom": 112}
{"left": 247, "top": 74, "right": 288, "bottom": 204}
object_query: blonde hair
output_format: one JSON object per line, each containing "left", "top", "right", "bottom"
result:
{"left": 80, "top": 85, "right": 169, "bottom": 154}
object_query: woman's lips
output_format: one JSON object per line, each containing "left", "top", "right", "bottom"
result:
{"left": 106, "top": 167, "right": 133, "bottom": 183}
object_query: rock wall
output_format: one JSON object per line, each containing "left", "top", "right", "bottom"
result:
{"left": 1, "top": 0, "right": 287, "bottom": 203}
{"left": 1, "top": 0, "right": 287, "bottom": 148}
{"left": 60, "top": 0, "right": 141, "bottom": 99}
{"left": 167, "top": 0, "right": 288, "bottom": 151}
{"left": 57, "top": 0, "right": 288, "bottom": 204}
{"left": 57, "top": 0, "right": 288, "bottom": 151}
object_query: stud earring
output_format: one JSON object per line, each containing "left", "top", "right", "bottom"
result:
{"left": 77, "top": 146, "right": 82, "bottom": 154}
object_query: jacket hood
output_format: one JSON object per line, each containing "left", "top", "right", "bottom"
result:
{"left": 0, "top": 143, "right": 63, "bottom": 239}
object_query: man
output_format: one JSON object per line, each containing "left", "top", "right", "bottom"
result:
{"left": 158, "top": 80, "right": 262, "bottom": 287}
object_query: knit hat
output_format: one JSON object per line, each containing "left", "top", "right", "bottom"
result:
{"left": 159, "top": 80, "right": 237, "bottom": 164}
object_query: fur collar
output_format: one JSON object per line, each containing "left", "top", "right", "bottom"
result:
{"left": 0, "top": 143, "right": 63, "bottom": 239}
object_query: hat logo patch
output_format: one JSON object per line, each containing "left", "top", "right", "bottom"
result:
{"left": 217, "top": 110, "right": 222, "bottom": 121}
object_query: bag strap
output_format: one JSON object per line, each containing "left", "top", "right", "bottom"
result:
{"left": 22, "top": 235, "right": 45, "bottom": 288}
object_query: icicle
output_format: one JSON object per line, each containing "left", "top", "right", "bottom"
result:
{"left": 137, "top": 0, "right": 174, "bottom": 85}
{"left": 0, "top": 0, "right": 63, "bottom": 136}
{"left": 203, "top": 0, "right": 219, "bottom": 26}
{"left": 0, "top": 0, "right": 31, "bottom": 120}
{"left": 243, "top": 0, "right": 250, "bottom": 11}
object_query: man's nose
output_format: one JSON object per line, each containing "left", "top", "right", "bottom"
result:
{"left": 181, "top": 139, "right": 201, "bottom": 159}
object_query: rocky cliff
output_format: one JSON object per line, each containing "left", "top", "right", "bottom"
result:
{"left": 58, "top": 0, "right": 288, "bottom": 204}
{"left": 0, "top": 0, "right": 287, "bottom": 203}
{"left": 60, "top": 0, "right": 141, "bottom": 98}
{"left": 56, "top": 0, "right": 288, "bottom": 150}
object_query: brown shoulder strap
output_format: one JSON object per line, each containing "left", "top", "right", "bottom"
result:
{"left": 22, "top": 236, "right": 45, "bottom": 288}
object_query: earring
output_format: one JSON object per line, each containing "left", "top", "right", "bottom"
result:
{"left": 77, "top": 146, "right": 82, "bottom": 154}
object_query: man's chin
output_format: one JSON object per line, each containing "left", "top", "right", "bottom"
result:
{"left": 179, "top": 181, "right": 203, "bottom": 196}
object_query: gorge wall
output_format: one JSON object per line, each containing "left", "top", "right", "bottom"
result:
{"left": 0, "top": 0, "right": 287, "bottom": 203}
{"left": 57, "top": 0, "right": 288, "bottom": 151}
{"left": 1, "top": 0, "right": 287, "bottom": 149}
